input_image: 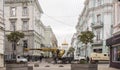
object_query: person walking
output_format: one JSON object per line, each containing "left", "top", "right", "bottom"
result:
{"left": 40, "top": 56, "right": 42, "bottom": 62}
{"left": 86, "top": 56, "right": 89, "bottom": 63}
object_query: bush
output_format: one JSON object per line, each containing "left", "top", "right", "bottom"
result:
{"left": 79, "top": 60, "right": 87, "bottom": 64}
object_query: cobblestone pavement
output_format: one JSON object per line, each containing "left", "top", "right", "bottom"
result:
{"left": 28, "top": 61, "right": 119, "bottom": 70}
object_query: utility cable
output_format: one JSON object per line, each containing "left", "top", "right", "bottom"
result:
{"left": 43, "top": 13, "right": 75, "bottom": 27}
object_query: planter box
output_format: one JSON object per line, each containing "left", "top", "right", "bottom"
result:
{"left": 6, "top": 63, "right": 33, "bottom": 70}
{"left": 71, "top": 64, "right": 97, "bottom": 70}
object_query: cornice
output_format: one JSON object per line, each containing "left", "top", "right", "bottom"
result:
{"left": 34, "top": 0, "right": 43, "bottom": 13}
{"left": 4, "top": 0, "right": 43, "bottom": 13}
{"left": 88, "top": 3, "right": 113, "bottom": 12}
{"left": 79, "top": 3, "right": 113, "bottom": 22}
{"left": 4, "top": 0, "right": 32, "bottom": 3}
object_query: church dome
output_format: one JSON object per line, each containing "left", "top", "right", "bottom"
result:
{"left": 62, "top": 40, "right": 68, "bottom": 45}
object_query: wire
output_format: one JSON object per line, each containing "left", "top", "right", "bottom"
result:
{"left": 43, "top": 13, "right": 75, "bottom": 27}
{"left": 43, "top": 15, "right": 78, "bottom": 18}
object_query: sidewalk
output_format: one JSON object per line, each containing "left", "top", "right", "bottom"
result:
{"left": 98, "top": 64, "right": 119, "bottom": 70}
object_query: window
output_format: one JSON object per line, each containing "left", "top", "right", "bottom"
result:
{"left": 23, "top": 40, "right": 28, "bottom": 48}
{"left": 10, "top": 22, "right": 16, "bottom": 31}
{"left": 96, "top": 0, "right": 101, "bottom": 6}
{"left": 104, "top": 54, "right": 107, "bottom": 56}
{"left": 93, "top": 49, "right": 102, "bottom": 53}
{"left": 22, "top": 21, "right": 28, "bottom": 31}
{"left": 96, "top": 30, "right": 101, "bottom": 41}
{"left": 10, "top": 7, "right": 16, "bottom": 17}
{"left": 22, "top": 7, "right": 28, "bottom": 16}
{"left": 97, "top": 14, "right": 101, "bottom": 22}
{"left": 97, "top": 0, "right": 100, "bottom": 2}
{"left": 112, "top": 46, "right": 120, "bottom": 61}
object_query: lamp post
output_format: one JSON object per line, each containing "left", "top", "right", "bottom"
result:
{"left": 12, "top": 22, "right": 16, "bottom": 60}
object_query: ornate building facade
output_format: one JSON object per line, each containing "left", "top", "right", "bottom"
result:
{"left": 106, "top": 0, "right": 120, "bottom": 69}
{"left": 44, "top": 26, "right": 58, "bottom": 57}
{"left": 75, "top": 0, "right": 114, "bottom": 57}
{"left": 0, "top": 0, "right": 5, "bottom": 68}
{"left": 4, "top": 0, "right": 45, "bottom": 61}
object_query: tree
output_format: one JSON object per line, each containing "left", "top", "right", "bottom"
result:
{"left": 67, "top": 47, "right": 75, "bottom": 56}
{"left": 7, "top": 31, "right": 24, "bottom": 59}
{"left": 78, "top": 30, "right": 95, "bottom": 57}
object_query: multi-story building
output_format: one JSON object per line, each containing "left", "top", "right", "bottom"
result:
{"left": 0, "top": 0, "right": 5, "bottom": 69}
{"left": 71, "top": 33, "right": 81, "bottom": 59}
{"left": 4, "top": 0, "right": 44, "bottom": 61}
{"left": 75, "top": 0, "right": 113, "bottom": 57}
{"left": 106, "top": 0, "right": 120, "bottom": 69}
{"left": 44, "top": 26, "right": 58, "bottom": 57}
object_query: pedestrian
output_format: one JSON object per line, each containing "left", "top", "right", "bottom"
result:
{"left": 86, "top": 56, "right": 89, "bottom": 63}
{"left": 39, "top": 56, "right": 42, "bottom": 62}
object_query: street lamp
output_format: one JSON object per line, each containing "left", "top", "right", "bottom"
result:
{"left": 12, "top": 22, "right": 16, "bottom": 60}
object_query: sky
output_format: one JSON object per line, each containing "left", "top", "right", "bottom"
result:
{"left": 38, "top": 0, "right": 85, "bottom": 46}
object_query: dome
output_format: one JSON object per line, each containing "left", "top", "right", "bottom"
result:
{"left": 62, "top": 40, "right": 68, "bottom": 45}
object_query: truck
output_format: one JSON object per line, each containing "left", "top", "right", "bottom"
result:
{"left": 24, "top": 47, "right": 73, "bottom": 63}
{"left": 90, "top": 53, "right": 109, "bottom": 63}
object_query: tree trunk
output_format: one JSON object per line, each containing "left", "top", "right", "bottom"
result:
{"left": 13, "top": 42, "right": 17, "bottom": 59}
{"left": 85, "top": 44, "right": 87, "bottom": 57}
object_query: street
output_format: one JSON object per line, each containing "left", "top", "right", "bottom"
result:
{"left": 28, "top": 61, "right": 119, "bottom": 70}
{"left": 28, "top": 62, "right": 70, "bottom": 70}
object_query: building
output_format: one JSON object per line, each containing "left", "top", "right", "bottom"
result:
{"left": 75, "top": 0, "right": 113, "bottom": 57}
{"left": 106, "top": 0, "right": 120, "bottom": 69}
{"left": 4, "top": 0, "right": 44, "bottom": 61}
{"left": 45, "top": 26, "right": 57, "bottom": 48}
{"left": 0, "top": 0, "right": 5, "bottom": 69}
{"left": 71, "top": 33, "right": 81, "bottom": 59}
{"left": 44, "top": 26, "right": 58, "bottom": 57}
{"left": 61, "top": 40, "right": 69, "bottom": 50}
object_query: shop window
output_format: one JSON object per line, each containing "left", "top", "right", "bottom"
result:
{"left": 112, "top": 46, "right": 120, "bottom": 61}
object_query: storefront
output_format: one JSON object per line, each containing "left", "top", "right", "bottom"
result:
{"left": 106, "top": 34, "right": 120, "bottom": 69}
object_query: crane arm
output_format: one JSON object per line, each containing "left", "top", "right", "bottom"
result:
{"left": 24, "top": 48, "right": 65, "bottom": 58}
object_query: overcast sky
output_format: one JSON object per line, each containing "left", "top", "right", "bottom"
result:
{"left": 39, "top": 0, "right": 85, "bottom": 46}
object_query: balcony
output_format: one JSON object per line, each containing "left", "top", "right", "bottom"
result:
{"left": 91, "top": 21, "right": 103, "bottom": 29}
{"left": 92, "top": 40, "right": 103, "bottom": 46}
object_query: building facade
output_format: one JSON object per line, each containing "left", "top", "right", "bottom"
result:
{"left": 71, "top": 33, "right": 81, "bottom": 59}
{"left": 0, "top": 0, "right": 5, "bottom": 68}
{"left": 106, "top": 0, "right": 120, "bottom": 69}
{"left": 4, "top": 0, "right": 44, "bottom": 61}
{"left": 45, "top": 26, "right": 57, "bottom": 48}
{"left": 44, "top": 26, "right": 58, "bottom": 57}
{"left": 75, "top": 0, "right": 113, "bottom": 57}
{"left": 61, "top": 40, "right": 69, "bottom": 50}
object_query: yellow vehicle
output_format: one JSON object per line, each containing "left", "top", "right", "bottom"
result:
{"left": 24, "top": 47, "right": 73, "bottom": 63}
{"left": 90, "top": 53, "right": 109, "bottom": 63}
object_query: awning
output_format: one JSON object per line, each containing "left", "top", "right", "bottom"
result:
{"left": 106, "top": 33, "right": 120, "bottom": 46}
